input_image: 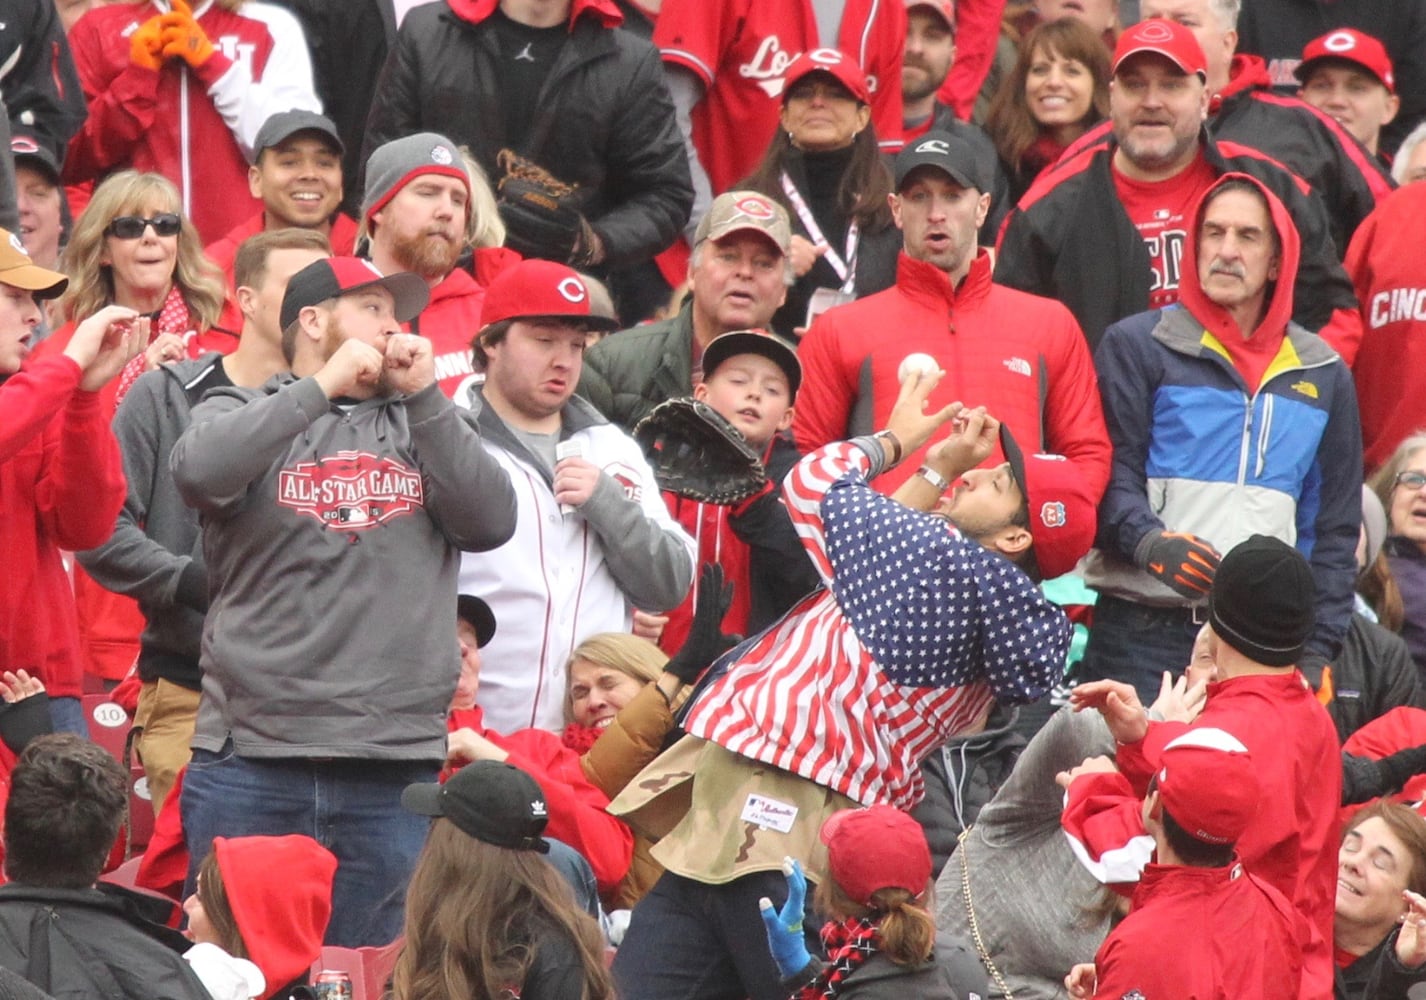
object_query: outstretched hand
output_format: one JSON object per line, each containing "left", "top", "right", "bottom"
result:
{"left": 1069, "top": 679, "right": 1150, "bottom": 745}
{"left": 758, "top": 857, "right": 812, "bottom": 979}
{"left": 65, "top": 306, "right": 148, "bottom": 392}
{"left": 1397, "top": 889, "right": 1426, "bottom": 968}
{"left": 924, "top": 404, "right": 1000, "bottom": 480}
{"left": 883, "top": 367, "right": 963, "bottom": 459}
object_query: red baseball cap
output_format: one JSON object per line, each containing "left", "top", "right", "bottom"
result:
{"left": 821, "top": 805, "right": 932, "bottom": 906}
{"left": 479, "top": 259, "right": 621, "bottom": 331}
{"left": 1155, "top": 728, "right": 1258, "bottom": 845}
{"left": 1112, "top": 18, "right": 1208, "bottom": 80}
{"left": 904, "top": 0, "right": 955, "bottom": 31}
{"left": 279, "top": 257, "right": 428, "bottom": 331}
{"left": 782, "top": 48, "right": 872, "bottom": 106}
{"left": 1296, "top": 29, "right": 1395, "bottom": 93}
{"left": 999, "top": 425, "right": 1097, "bottom": 581}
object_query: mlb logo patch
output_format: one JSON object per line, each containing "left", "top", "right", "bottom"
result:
{"left": 1040, "top": 501, "right": 1067, "bottom": 528}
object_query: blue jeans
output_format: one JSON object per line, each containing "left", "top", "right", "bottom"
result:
{"left": 1078, "top": 594, "right": 1204, "bottom": 704}
{"left": 613, "top": 871, "right": 820, "bottom": 1000}
{"left": 181, "top": 744, "right": 437, "bottom": 947}
{"left": 49, "top": 696, "right": 88, "bottom": 738}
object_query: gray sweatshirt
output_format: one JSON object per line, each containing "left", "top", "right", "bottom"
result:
{"left": 171, "top": 375, "right": 516, "bottom": 760}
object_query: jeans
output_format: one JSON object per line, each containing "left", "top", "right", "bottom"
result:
{"left": 49, "top": 696, "right": 88, "bottom": 738}
{"left": 181, "top": 743, "right": 437, "bottom": 947}
{"left": 1078, "top": 594, "right": 1204, "bottom": 703}
{"left": 613, "top": 871, "right": 820, "bottom": 1000}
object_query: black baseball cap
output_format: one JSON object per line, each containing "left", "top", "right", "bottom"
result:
{"left": 253, "top": 109, "right": 344, "bottom": 158}
{"left": 894, "top": 130, "right": 989, "bottom": 192}
{"left": 701, "top": 329, "right": 802, "bottom": 401}
{"left": 10, "top": 131, "right": 60, "bottom": 186}
{"left": 456, "top": 594, "right": 497, "bottom": 648}
{"left": 280, "top": 257, "right": 428, "bottom": 330}
{"left": 402, "top": 760, "right": 550, "bottom": 853}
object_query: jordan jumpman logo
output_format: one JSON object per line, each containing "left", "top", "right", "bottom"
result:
{"left": 515, "top": 42, "right": 535, "bottom": 62}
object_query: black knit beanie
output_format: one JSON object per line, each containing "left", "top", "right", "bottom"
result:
{"left": 1207, "top": 535, "right": 1315, "bottom": 667}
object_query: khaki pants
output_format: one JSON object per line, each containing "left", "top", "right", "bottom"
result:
{"left": 132, "top": 678, "right": 199, "bottom": 814}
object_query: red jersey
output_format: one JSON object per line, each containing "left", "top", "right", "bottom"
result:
{"left": 1112, "top": 157, "right": 1218, "bottom": 310}
{"left": 655, "top": 0, "right": 905, "bottom": 194}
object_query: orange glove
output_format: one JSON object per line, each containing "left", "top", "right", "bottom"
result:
{"left": 159, "top": 0, "right": 214, "bottom": 69}
{"left": 129, "top": 15, "right": 166, "bottom": 71}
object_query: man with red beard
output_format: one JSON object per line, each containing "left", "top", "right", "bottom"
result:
{"left": 361, "top": 132, "right": 515, "bottom": 399}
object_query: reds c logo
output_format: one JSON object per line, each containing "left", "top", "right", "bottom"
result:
{"left": 1131, "top": 20, "right": 1175, "bottom": 42}
{"left": 557, "top": 277, "right": 587, "bottom": 303}
{"left": 806, "top": 47, "right": 844, "bottom": 66}
{"left": 734, "top": 195, "right": 776, "bottom": 219}
{"left": 278, "top": 451, "right": 425, "bottom": 530}
{"left": 1323, "top": 31, "right": 1359, "bottom": 52}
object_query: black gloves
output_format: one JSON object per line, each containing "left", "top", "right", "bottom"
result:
{"left": 1138, "top": 531, "right": 1222, "bottom": 599}
{"left": 663, "top": 564, "right": 739, "bottom": 684}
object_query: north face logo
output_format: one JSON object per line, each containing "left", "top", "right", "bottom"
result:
{"left": 278, "top": 451, "right": 424, "bottom": 530}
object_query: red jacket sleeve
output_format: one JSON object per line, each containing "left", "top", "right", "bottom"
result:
{"left": 0, "top": 355, "right": 81, "bottom": 463}
{"left": 1042, "top": 305, "right": 1111, "bottom": 501}
{"left": 790, "top": 314, "right": 856, "bottom": 452}
{"left": 38, "top": 383, "right": 127, "bottom": 552}
{"left": 494, "top": 729, "right": 635, "bottom": 902}
{"left": 938, "top": 0, "right": 1008, "bottom": 120}
{"left": 62, "top": 14, "right": 162, "bottom": 182}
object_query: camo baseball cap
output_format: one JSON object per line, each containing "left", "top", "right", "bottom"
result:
{"left": 693, "top": 191, "right": 792, "bottom": 256}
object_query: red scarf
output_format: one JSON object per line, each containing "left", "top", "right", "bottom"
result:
{"left": 795, "top": 917, "right": 880, "bottom": 999}
{"left": 115, "top": 286, "right": 197, "bottom": 405}
{"left": 560, "top": 723, "right": 602, "bottom": 755}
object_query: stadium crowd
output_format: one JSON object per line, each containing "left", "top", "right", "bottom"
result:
{"left": 5, "top": 0, "right": 1426, "bottom": 997}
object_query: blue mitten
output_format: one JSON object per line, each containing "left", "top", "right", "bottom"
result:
{"left": 758, "top": 857, "right": 812, "bottom": 978}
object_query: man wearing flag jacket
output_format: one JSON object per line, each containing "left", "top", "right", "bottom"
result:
{"left": 1081, "top": 173, "right": 1361, "bottom": 699}
{"left": 995, "top": 19, "right": 1362, "bottom": 360}
{"left": 609, "top": 376, "right": 1097, "bottom": 1000}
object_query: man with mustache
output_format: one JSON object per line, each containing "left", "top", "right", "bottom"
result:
{"left": 362, "top": 132, "right": 504, "bottom": 399}
{"left": 995, "top": 19, "right": 1362, "bottom": 360}
{"left": 1078, "top": 171, "right": 1360, "bottom": 709}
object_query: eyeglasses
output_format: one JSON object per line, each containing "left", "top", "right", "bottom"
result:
{"left": 1395, "top": 471, "right": 1426, "bottom": 491}
{"left": 106, "top": 213, "right": 182, "bottom": 240}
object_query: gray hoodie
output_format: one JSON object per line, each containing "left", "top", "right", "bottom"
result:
{"left": 171, "top": 375, "right": 516, "bottom": 760}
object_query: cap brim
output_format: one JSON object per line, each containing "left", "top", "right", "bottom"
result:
{"left": 999, "top": 423, "right": 1029, "bottom": 500}
{"left": 1294, "top": 54, "right": 1389, "bottom": 88}
{"left": 371, "top": 271, "right": 431, "bottom": 325}
{"left": 895, "top": 159, "right": 979, "bottom": 192}
{"left": 702, "top": 330, "right": 802, "bottom": 397}
{"left": 400, "top": 781, "right": 445, "bottom": 817}
{"left": 1114, "top": 46, "right": 1206, "bottom": 79}
{"left": 1, "top": 263, "right": 68, "bottom": 300}
{"left": 501, "top": 311, "right": 621, "bottom": 332}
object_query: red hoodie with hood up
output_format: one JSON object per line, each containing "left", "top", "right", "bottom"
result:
{"left": 213, "top": 835, "right": 337, "bottom": 999}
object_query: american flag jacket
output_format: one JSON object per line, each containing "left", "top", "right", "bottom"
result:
{"left": 682, "top": 440, "right": 1072, "bottom": 808}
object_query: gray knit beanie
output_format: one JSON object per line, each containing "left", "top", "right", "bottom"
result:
{"left": 361, "top": 132, "right": 470, "bottom": 225}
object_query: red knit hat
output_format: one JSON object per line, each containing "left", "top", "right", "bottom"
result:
{"left": 214, "top": 835, "right": 338, "bottom": 999}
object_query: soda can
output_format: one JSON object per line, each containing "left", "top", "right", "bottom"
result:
{"left": 314, "top": 969, "right": 353, "bottom": 1000}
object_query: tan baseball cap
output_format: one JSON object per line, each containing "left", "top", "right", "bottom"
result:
{"left": 0, "top": 228, "right": 67, "bottom": 299}
{"left": 693, "top": 191, "right": 792, "bottom": 256}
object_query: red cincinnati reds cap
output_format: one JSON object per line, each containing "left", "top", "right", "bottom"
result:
{"left": 781, "top": 48, "right": 872, "bottom": 105}
{"left": 821, "top": 805, "right": 932, "bottom": 906}
{"left": 1156, "top": 728, "right": 1259, "bottom": 845}
{"left": 479, "top": 259, "right": 620, "bottom": 330}
{"left": 1112, "top": 18, "right": 1208, "bottom": 80}
{"left": 999, "top": 424, "right": 1097, "bottom": 581}
{"left": 1296, "top": 29, "right": 1395, "bottom": 92}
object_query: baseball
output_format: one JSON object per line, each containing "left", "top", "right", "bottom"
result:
{"left": 898, "top": 352, "right": 941, "bottom": 383}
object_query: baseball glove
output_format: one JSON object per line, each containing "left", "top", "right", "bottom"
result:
{"left": 634, "top": 398, "right": 767, "bottom": 504}
{"left": 495, "top": 149, "right": 596, "bottom": 263}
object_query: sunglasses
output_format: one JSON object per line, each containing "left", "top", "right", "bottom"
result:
{"left": 1396, "top": 471, "right": 1426, "bottom": 491}
{"left": 106, "top": 213, "right": 182, "bottom": 239}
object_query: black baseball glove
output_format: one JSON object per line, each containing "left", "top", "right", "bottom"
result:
{"left": 634, "top": 398, "right": 766, "bottom": 504}
{"left": 495, "top": 148, "right": 599, "bottom": 264}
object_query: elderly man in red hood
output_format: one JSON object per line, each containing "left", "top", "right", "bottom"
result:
{"left": 1078, "top": 172, "right": 1361, "bottom": 725}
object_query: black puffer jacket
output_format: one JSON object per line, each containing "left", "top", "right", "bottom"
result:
{"left": 578, "top": 300, "right": 696, "bottom": 434}
{"left": 365, "top": 0, "right": 692, "bottom": 268}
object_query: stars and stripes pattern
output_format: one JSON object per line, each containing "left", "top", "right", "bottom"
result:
{"left": 683, "top": 441, "right": 1071, "bottom": 809}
